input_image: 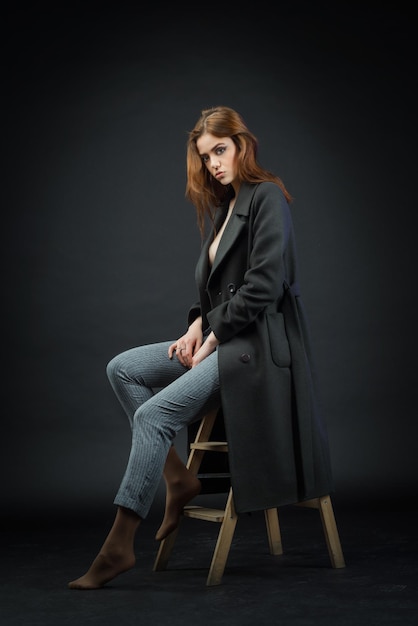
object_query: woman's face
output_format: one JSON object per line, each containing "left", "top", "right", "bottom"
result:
{"left": 196, "top": 133, "right": 238, "bottom": 188}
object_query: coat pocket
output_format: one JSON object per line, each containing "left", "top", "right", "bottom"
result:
{"left": 266, "top": 311, "right": 291, "bottom": 367}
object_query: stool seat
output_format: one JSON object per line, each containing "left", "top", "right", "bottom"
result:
{"left": 153, "top": 409, "right": 345, "bottom": 585}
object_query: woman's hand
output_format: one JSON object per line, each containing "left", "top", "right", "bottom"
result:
{"left": 191, "top": 331, "right": 219, "bottom": 368}
{"left": 168, "top": 317, "right": 203, "bottom": 367}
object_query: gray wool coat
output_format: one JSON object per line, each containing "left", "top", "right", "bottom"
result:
{"left": 187, "top": 181, "right": 334, "bottom": 514}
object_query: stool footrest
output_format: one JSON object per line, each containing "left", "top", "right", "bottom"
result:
{"left": 190, "top": 442, "right": 228, "bottom": 451}
{"left": 183, "top": 505, "right": 225, "bottom": 522}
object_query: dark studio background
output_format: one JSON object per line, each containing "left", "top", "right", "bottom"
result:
{"left": 2, "top": 1, "right": 417, "bottom": 532}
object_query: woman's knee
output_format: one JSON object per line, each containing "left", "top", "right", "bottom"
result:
{"left": 132, "top": 404, "right": 156, "bottom": 434}
{"left": 106, "top": 351, "right": 129, "bottom": 385}
{"left": 133, "top": 403, "right": 175, "bottom": 439}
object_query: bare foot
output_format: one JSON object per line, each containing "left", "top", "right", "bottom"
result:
{"left": 155, "top": 474, "right": 201, "bottom": 541}
{"left": 68, "top": 550, "right": 136, "bottom": 590}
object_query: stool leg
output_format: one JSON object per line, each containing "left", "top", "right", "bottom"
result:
{"left": 317, "top": 495, "right": 346, "bottom": 568}
{"left": 264, "top": 508, "right": 283, "bottom": 555}
{"left": 206, "top": 489, "right": 237, "bottom": 586}
{"left": 153, "top": 525, "right": 181, "bottom": 571}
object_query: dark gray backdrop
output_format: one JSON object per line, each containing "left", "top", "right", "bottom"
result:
{"left": 3, "top": 3, "right": 416, "bottom": 524}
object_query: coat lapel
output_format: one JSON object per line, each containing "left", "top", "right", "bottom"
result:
{"left": 208, "top": 183, "right": 257, "bottom": 284}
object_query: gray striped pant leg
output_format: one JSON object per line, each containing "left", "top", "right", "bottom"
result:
{"left": 111, "top": 348, "right": 220, "bottom": 519}
{"left": 106, "top": 341, "right": 186, "bottom": 428}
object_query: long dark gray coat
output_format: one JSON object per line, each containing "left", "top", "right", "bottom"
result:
{"left": 188, "top": 181, "right": 333, "bottom": 514}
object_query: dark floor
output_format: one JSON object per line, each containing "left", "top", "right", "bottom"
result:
{"left": 1, "top": 500, "right": 417, "bottom": 626}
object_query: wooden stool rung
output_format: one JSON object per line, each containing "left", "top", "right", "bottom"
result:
{"left": 183, "top": 505, "right": 225, "bottom": 522}
{"left": 190, "top": 441, "right": 228, "bottom": 452}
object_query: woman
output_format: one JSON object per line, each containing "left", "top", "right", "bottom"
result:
{"left": 68, "top": 106, "right": 333, "bottom": 590}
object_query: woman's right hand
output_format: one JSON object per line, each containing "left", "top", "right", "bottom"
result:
{"left": 168, "top": 316, "right": 203, "bottom": 368}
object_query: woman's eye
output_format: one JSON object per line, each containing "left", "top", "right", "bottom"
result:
{"left": 201, "top": 155, "right": 209, "bottom": 163}
{"left": 216, "top": 146, "right": 226, "bottom": 155}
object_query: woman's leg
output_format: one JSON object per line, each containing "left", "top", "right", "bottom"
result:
{"left": 155, "top": 444, "right": 202, "bottom": 541}
{"left": 106, "top": 341, "right": 201, "bottom": 538}
{"left": 105, "top": 341, "right": 214, "bottom": 536}
{"left": 112, "top": 349, "right": 220, "bottom": 519}
{"left": 69, "top": 345, "right": 220, "bottom": 589}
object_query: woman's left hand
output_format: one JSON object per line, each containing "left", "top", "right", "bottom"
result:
{"left": 190, "top": 332, "right": 219, "bottom": 368}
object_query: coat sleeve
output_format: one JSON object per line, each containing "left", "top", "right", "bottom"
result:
{"left": 187, "top": 301, "right": 201, "bottom": 325}
{"left": 207, "top": 183, "right": 292, "bottom": 343}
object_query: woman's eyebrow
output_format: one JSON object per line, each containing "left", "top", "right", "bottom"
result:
{"left": 199, "top": 142, "right": 224, "bottom": 156}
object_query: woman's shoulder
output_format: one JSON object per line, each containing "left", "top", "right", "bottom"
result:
{"left": 250, "top": 182, "right": 292, "bottom": 232}
{"left": 252, "top": 181, "right": 289, "bottom": 207}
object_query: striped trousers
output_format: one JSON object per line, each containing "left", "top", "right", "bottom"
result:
{"left": 106, "top": 341, "right": 220, "bottom": 518}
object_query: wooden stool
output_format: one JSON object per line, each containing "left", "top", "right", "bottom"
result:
{"left": 153, "top": 409, "right": 345, "bottom": 585}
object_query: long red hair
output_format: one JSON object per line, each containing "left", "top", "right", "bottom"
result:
{"left": 186, "top": 106, "right": 292, "bottom": 237}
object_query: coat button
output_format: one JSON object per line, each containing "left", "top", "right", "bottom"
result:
{"left": 240, "top": 353, "right": 251, "bottom": 363}
{"left": 227, "top": 283, "right": 236, "bottom": 294}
